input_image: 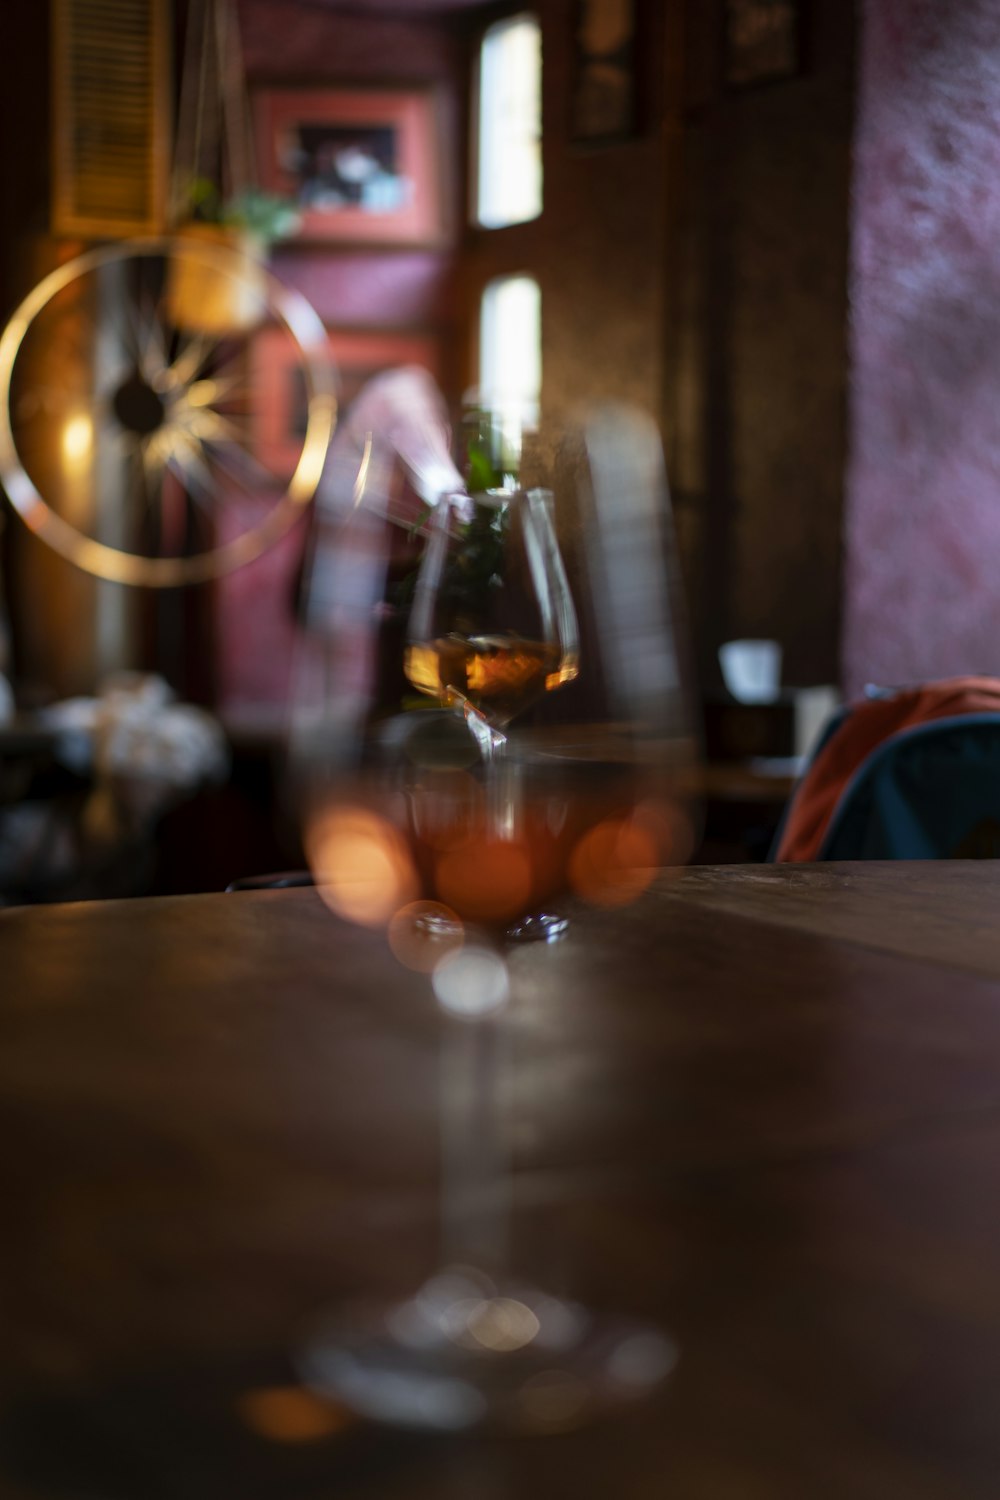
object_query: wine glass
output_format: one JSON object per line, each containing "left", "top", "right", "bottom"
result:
{"left": 403, "top": 484, "right": 580, "bottom": 941}
{"left": 291, "top": 402, "right": 700, "bottom": 1433}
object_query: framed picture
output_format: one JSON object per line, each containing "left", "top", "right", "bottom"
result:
{"left": 253, "top": 327, "right": 444, "bottom": 475}
{"left": 571, "top": 0, "right": 639, "bottom": 144}
{"left": 724, "top": 0, "right": 801, "bottom": 89}
{"left": 253, "top": 86, "right": 445, "bottom": 245}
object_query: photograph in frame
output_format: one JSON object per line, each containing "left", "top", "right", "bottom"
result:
{"left": 724, "top": 0, "right": 801, "bottom": 89}
{"left": 253, "top": 86, "right": 445, "bottom": 244}
{"left": 571, "top": 0, "right": 638, "bottom": 144}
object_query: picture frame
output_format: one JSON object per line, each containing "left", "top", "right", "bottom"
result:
{"left": 253, "top": 86, "right": 445, "bottom": 245}
{"left": 724, "top": 0, "right": 802, "bottom": 89}
{"left": 252, "top": 327, "right": 444, "bottom": 475}
{"left": 571, "top": 0, "right": 639, "bottom": 144}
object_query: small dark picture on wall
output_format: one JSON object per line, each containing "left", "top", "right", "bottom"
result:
{"left": 253, "top": 328, "right": 443, "bottom": 475}
{"left": 571, "top": 0, "right": 638, "bottom": 143}
{"left": 287, "top": 358, "right": 389, "bottom": 441}
{"left": 725, "top": 0, "right": 801, "bottom": 88}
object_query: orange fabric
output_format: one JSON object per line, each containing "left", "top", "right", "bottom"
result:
{"left": 775, "top": 676, "right": 1000, "bottom": 863}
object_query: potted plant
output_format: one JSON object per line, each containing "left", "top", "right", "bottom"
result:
{"left": 166, "top": 178, "right": 301, "bottom": 334}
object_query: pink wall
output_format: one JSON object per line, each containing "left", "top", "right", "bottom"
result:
{"left": 239, "top": 0, "right": 462, "bottom": 351}
{"left": 216, "top": 0, "right": 466, "bottom": 712}
{"left": 844, "top": 0, "right": 1000, "bottom": 694}
{"left": 223, "top": 0, "right": 676, "bottom": 711}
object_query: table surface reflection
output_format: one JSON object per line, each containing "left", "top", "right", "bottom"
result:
{"left": 2, "top": 862, "right": 1000, "bottom": 1499}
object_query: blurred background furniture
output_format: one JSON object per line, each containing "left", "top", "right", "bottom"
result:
{"left": 774, "top": 677, "right": 1000, "bottom": 862}
{"left": 0, "top": 674, "right": 230, "bottom": 903}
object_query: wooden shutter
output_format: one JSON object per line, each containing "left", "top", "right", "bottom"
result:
{"left": 51, "top": 0, "right": 170, "bottom": 237}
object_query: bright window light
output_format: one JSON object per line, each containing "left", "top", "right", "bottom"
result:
{"left": 476, "top": 14, "right": 542, "bottom": 229}
{"left": 479, "top": 274, "right": 541, "bottom": 463}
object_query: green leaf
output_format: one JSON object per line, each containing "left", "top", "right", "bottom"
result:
{"left": 467, "top": 440, "right": 499, "bottom": 494}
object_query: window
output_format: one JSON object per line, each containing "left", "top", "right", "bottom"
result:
{"left": 475, "top": 14, "right": 542, "bottom": 229}
{"left": 479, "top": 274, "right": 541, "bottom": 471}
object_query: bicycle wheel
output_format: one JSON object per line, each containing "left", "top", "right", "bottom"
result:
{"left": 0, "top": 236, "right": 336, "bottom": 587}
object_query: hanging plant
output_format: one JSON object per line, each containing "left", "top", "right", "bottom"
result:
{"left": 166, "top": 0, "right": 299, "bottom": 334}
{"left": 166, "top": 222, "right": 265, "bottom": 337}
{"left": 181, "top": 176, "right": 301, "bottom": 250}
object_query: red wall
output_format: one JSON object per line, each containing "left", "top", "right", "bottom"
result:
{"left": 224, "top": 0, "right": 677, "bottom": 711}
{"left": 216, "top": 0, "right": 468, "bottom": 713}
{"left": 843, "top": 0, "right": 1000, "bottom": 694}
{"left": 239, "top": 0, "right": 463, "bottom": 360}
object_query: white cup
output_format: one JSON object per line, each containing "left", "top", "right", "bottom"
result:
{"left": 719, "top": 639, "right": 783, "bottom": 704}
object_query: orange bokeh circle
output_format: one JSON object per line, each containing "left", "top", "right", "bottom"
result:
{"left": 308, "top": 807, "right": 419, "bottom": 928}
{"left": 435, "top": 838, "right": 534, "bottom": 923}
{"left": 568, "top": 817, "right": 659, "bottom": 908}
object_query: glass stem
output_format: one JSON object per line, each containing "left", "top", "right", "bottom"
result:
{"left": 440, "top": 1011, "right": 510, "bottom": 1275}
{"left": 438, "top": 703, "right": 515, "bottom": 1276}
{"left": 479, "top": 715, "right": 516, "bottom": 842}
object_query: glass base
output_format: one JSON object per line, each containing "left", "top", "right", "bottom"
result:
{"left": 506, "top": 912, "right": 569, "bottom": 943}
{"left": 414, "top": 910, "right": 467, "bottom": 940}
{"left": 297, "top": 1267, "right": 676, "bottom": 1433}
{"left": 414, "top": 910, "right": 570, "bottom": 945}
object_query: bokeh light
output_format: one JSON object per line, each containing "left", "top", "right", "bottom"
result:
{"left": 442, "top": 1296, "right": 540, "bottom": 1352}
{"left": 435, "top": 836, "right": 533, "bottom": 922}
{"left": 237, "top": 1385, "right": 352, "bottom": 1443}
{"left": 308, "top": 806, "right": 418, "bottom": 927}
{"left": 61, "top": 412, "right": 93, "bottom": 471}
{"left": 607, "top": 1331, "right": 678, "bottom": 1389}
{"left": 568, "top": 815, "right": 658, "bottom": 907}
{"left": 432, "top": 945, "right": 510, "bottom": 1017}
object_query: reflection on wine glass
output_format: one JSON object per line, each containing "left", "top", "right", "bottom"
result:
{"left": 291, "top": 401, "right": 700, "bottom": 1433}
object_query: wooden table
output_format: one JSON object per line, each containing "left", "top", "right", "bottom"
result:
{"left": 2, "top": 863, "right": 1000, "bottom": 1498}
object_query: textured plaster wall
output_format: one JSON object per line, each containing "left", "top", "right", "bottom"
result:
{"left": 844, "top": 0, "right": 1000, "bottom": 694}
{"left": 537, "top": 1, "right": 669, "bottom": 442}
{"left": 667, "top": 0, "right": 854, "bottom": 688}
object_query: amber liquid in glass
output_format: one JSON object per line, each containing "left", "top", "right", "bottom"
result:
{"left": 405, "top": 633, "right": 578, "bottom": 727}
